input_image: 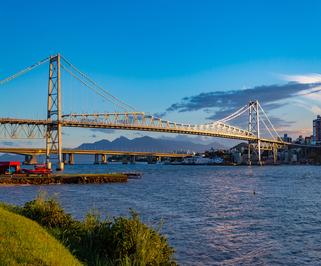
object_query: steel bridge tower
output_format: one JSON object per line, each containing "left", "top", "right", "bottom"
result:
{"left": 247, "top": 100, "right": 261, "bottom": 165}
{"left": 46, "top": 54, "right": 64, "bottom": 171}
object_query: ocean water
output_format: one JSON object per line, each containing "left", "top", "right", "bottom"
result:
{"left": 1, "top": 164, "right": 321, "bottom": 265}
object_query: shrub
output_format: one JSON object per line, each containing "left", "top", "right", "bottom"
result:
{"left": 13, "top": 194, "right": 176, "bottom": 265}
{"left": 21, "top": 191, "right": 75, "bottom": 229}
{"left": 107, "top": 210, "right": 175, "bottom": 265}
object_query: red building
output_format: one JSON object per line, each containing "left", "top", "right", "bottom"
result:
{"left": 0, "top": 162, "right": 21, "bottom": 175}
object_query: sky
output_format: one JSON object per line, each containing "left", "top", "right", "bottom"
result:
{"left": 1, "top": 0, "right": 321, "bottom": 147}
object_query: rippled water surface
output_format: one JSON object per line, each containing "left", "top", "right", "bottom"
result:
{"left": 1, "top": 164, "right": 321, "bottom": 265}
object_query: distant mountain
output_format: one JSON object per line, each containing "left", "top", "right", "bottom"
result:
{"left": 0, "top": 153, "right": 24, "bottom": 162}
{"left": 77, "top": 136, "right": 226, "bottom": 153}
{"left": 0, "top": 136, "right": 226, "bottom": 165}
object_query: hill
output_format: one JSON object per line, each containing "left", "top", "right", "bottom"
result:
{"left": 0, "top": 207, "right": 81, "bottom": 266}
{"left": 77, "top": 136, "right": 225, "bottom": 153}
{"left": 0, "top": 136, "right": 226, "bottom": 164}
{"left": 0, "top": 153, "right": 24, "bottom": 162}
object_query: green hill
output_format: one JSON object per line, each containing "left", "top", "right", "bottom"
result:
{"left": 0, "top": 207, "right": 82, "bottom": 266}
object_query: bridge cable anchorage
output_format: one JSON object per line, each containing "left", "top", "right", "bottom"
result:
{"left": 0, "top": 57, "right": 50, "bottom": 85}
{"left": 60, "top": 55, "right": 136, "bottom": 112}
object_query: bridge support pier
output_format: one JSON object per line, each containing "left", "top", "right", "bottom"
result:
{"left": 122, "top": 157, "right": 128, "bottom": 164}
{"left": 130, "top": 155, "right": 136, "bottom": 164}
{"left": 147, "top": 156, "right": 154, "bottom": 164}
{"left": 69, "top": 153, "right": 75, "bottom": 165}
{"left": 248, "top": 101, "right": 262, "bottom": 166}
{"left": 94, "top": 154, "right": 99, "bottom": 164}
{"left": 63, "top": 153, "right": 67, "bottom": 164}
{"left": 46, "top": 54, "right": 64, "bottom": 171}
{"left": 24, "top": 155, "right": 38, "bottom": 165}
{"left": 257, "top": 141, "right": 262, "bottom": 166}
{"left": 273, "top": 144, "right": 278, "bottom": 164}
{"left": 247, "top": 143, "right": 252, "bottom": 166}
{"left": 101, "top": 154, "right": 108, "bottom": 164}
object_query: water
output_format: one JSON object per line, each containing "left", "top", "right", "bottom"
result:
{"left": 1, "top": 164, "right": 321, "bottom": 265}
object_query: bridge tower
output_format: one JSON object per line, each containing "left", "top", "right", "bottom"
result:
{"left": 247, "top": 100, "right": 261, "bottom": 165}
{"left": 46, "top": 54, "right": 64, "bottom": 171}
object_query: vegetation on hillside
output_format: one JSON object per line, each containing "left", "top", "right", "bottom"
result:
{"left": 0, "top": 193, "right": 176, "bottom": 265}
{"left": 0, "top": 206, "right": 81, "bottom": 266}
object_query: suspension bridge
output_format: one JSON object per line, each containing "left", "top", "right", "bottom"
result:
{"left": 0, "top": 54, "right": 290, "bottom": 170}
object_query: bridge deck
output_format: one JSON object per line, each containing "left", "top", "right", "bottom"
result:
{"left": 0, "top": 117, "right": 286, "bottom": 145}
{"left": 0, "top": 147, "right": 191, "bottom": 157}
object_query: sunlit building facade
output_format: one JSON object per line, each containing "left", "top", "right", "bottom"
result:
{"left": 313, "top": 115, "right": 321, "bottom": 145}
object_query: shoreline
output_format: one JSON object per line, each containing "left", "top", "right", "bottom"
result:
{"left": 0, "top": 173, "right": 128, "bottom": 185}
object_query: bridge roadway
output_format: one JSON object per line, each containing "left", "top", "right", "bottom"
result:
{"left": 0, "top": 147, "right": 192, "bottom": 165}
{"left": 0, "top": 147, "right": 190, "bottom": 158}
{"left": 0, "top": 117, "right": 286, "bottom": 145}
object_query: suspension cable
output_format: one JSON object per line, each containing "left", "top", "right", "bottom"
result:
{"left": 216, "top": 105, "right": 249, "bottom": 123}
{"left": 220, "top": 105, "right": 250, "bottom": 123}
{"left": 0, "top": 57, "right": 50, "bottom": 86}
{"left": 259, "top": 116, "right": 276, "bottom": 140}
{"left": 61, "top": 64, "right": 129, "bottom": 112}
{"left": 60, "top": 55, "right": 136, "bottom": 111}
{"left": 258, "top": 102, "right": 283, "bottom": 142}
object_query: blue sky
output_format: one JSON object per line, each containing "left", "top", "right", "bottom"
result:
{"left": 1, "top": 0, "right": 321, "bottom": 147}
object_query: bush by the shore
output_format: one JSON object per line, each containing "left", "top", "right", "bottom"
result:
{"left": 0, "top": 193, "right": 176, "bottom": 265}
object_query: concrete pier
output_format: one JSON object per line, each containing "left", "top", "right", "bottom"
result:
{"left": 68, "top": 153, "right": 75, "bottom": 165}
{"left": 101, "top": 154, "right": 108, "bottom": 164}
{"left": 62, "top": 153, "right": 75, "bottom": 165}
{"left": 94, "top": 154, "right": 99, "bottom": 164}
{"left": 147, "top": 156, "right": 154, "bottom": 164}
{"left": 63, "top": 153, "right": 67, "bottom": 164}
{"left": 130, "top": 155, "right": 136, "bottom": 164}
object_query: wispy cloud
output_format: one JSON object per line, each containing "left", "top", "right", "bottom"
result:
{"left": 292, "top": 98, "right": 321, "bottom": 116}
{"left": 281, "top": 73, "right": 321, "bottom": 84}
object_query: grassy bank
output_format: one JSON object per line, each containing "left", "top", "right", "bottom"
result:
{"left": 0, "top": 193, "right": 176, "bottom": 265}
{"left": 0, "top": 206, "right": 81, "bottom": 265}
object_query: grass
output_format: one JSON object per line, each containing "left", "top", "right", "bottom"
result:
{"left": 0, "top": 193, "right": 176, "bottom": 265}
{"left": 0, "top": 206, "right": 82, "bottom": 266}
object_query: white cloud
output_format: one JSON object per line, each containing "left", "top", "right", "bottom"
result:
{"left": 292, "top": 98, "right": 321, "bottom": 116}
{"left": 281, "top": 73, "right": 321, "bottom": 84}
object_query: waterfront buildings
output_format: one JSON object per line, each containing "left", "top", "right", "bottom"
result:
{"left": 305, "top": 136, "right": 313, "bottom": 145}
{"left": 282, "top": 134, "right": 292, "bottom": 143}
{"left": 313, "top": 115, "right": 321, "bottom": 145}
{"left": 295, "top": 135, "right": 304, "bottom": 145}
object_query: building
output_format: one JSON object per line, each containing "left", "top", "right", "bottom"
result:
{"left": 313, "top": 115, "right": 321, "bottom": 145}
{"left": 295, "top": 135, "right": 304, "bottom": 145}
{"left": 305, "top": 135, "right": 313, "bottom": 145}
{"left": 282, "top": 134, "right": 292, "bottom": 143}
